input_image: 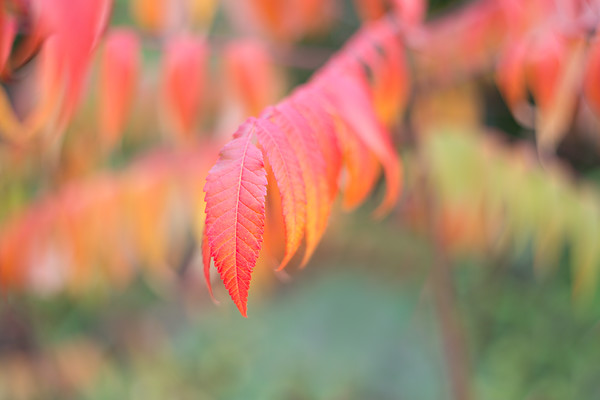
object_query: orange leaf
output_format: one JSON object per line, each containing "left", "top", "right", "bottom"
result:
{"left": 246, "top": 0, "right": 289, "bottom": 39}
{"left": 204, "top": 119, "right": 268, "bottom": 316}
{"left": 526, "top": 32, "right": 565, "bottom": 113}
{"left": 223, "top": 39, "right": 280, "bottom": 117}
{"left": 269, "top": 101, "right": 330, "bottom": 266}
{"left": 288, "top": 0, "right": 332, "bottom": 34}
{"left": 496, "top": 39, "right": 529, "bottom": 113}
{"left": 124, "top": 172, "right": 170, "bottom": 273}
{"left": 186, "top": 0, "right": 218, "bottom": 28}
{"left": 535, "top": 37, "right": 586, "bottom": 152}
{"left": 290, "top": 88, "right": 342, "bottom": 200}
{"left": 354, "top": 0, "right": 387, "bottom": 21}
{"left": 362, "top": 20, "right": 410, "bottom": 124}
{"left": 495, "top": 38, "right": 537, "bottom": 128}
{"left": 98, "top": 29, "right": 140, "bottom": 150}
{"left": 336, "top": 117, "right": 381, "bottom": 210}
{"left": 262, "top": 165, "right": 286, "bottom": 263}
{"left": 0, "top": 221, "right": 29, "bottom": 290}
{"left": 294, "top": 84, "right": 380, "bottom": 211}
{"left": 161, "top": 34, "right": 208, "bottom": 143}
{"left": 255, "top": 114, "right": 306, "bottom": 270}
{"left": 129, "top": 0, "right": 169, "bottom": 33}
{"left": 322, "top": 72, "right": 402, "bottom": 215}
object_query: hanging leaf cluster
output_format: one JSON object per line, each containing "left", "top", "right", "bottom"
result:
{"left": 203, "top": 18, "right": 409, "bottom": 316}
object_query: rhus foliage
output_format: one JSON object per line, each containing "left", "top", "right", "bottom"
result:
{"left": 1, "top": 0, "right": 600, "bottom": 320}
{"left": 203, "top": 18, "right": 407, "bottom": 315}
{"left": 204, "top": 0, "right": 600, "bottom": 315}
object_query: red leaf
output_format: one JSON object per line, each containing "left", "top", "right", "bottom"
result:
{"left": 0, "top": 146, "right": 218, "bottom": 294}
{"left": 526, "top": 32, "right": 565, "bottom": 113}
{"left": 204, "top": 119, "right": 268, "bottom": 316}
{"left": 584, "top": 35, "right": 600, "bottom": 118}
{"left": 254, "top": 114, "right": 306, "bottom": 270}
{"left": 35, "top": 0, "right": 112, "bottom": 127}
{"left": 201, "top": 4, "right": 411, "bottom": 315}
{"left": 496, "top": 39, "right": 528, "bottom": 113}
{"left": 0, "top": 13, "right": 17, "bottom": 76}
{"left": 391, "top": 0, "right": 427, "bottom": 26}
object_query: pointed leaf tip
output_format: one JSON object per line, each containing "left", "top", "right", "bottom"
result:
{"left": 201, "top": 232, "right": 218, "bottom": 304}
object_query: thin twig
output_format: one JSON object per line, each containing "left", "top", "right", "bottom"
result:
{"left": 430, "top": 235, "right": 473, "bottom": 400}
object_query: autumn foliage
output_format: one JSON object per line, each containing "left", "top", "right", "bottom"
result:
{"left": 203, "top": 18, "right": 406, "bottom": 315}
{"left": 1, "top": 0, "right": 600, "bottom": 320}
{"left": 204, "top": 0, "right": 600, "bottom": 315}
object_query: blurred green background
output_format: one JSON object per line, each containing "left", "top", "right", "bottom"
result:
{"left": 3, "top": 209, "right": 600, "bottom": 399}
{"left": 2, "top": 0, "right": 600, "bottom": 399}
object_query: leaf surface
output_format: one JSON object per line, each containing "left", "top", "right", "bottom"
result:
{"left": 363, "top": 21, "right": 410, "bottom": 124}
{"left": 323, "top": 72, "right": 402, "bottom": 215}
{"left": 271, "top": 102, "right": 330, "bottom": 266}
{"left": 255, "top": 115, "right": 306, "bottom": 270}
{"left": 204, "top": 119, "right": 268, "bottom": 316}
{"left": 336, "top": 117, "right": 381, "bottom": 210}
{"left": 291, "top": 88, "right": 342, "bottom": 200}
